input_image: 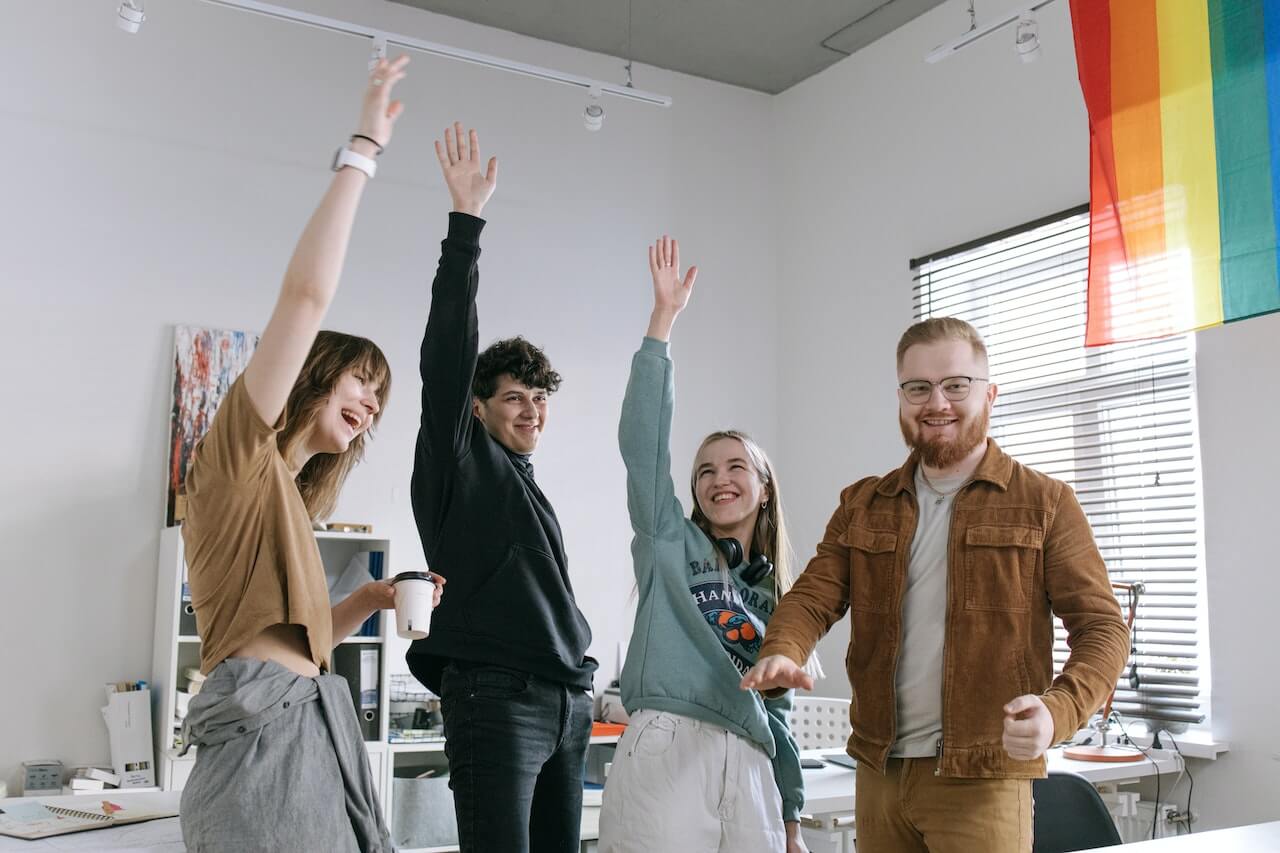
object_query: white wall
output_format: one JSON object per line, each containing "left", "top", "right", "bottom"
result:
{"left": 771, "top": 0, "right": 1280, "bottom": 831}
{"left": 3, "top": 0, "right": 1274, "bottom": 832}
{"left": 0, "top": 0, "right": 778, "bottom": 791}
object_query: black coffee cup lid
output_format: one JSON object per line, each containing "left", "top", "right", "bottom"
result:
{"left": 391, "top": 571, "right": 434, "bottom": 584}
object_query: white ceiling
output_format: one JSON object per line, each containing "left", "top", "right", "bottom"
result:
{"left": 388, "top": 0, "right": 950, "bottom": 94}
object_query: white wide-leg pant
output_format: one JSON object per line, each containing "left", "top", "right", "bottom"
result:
{"left": 597, "top": 709, "right": 787, "bottom": 853}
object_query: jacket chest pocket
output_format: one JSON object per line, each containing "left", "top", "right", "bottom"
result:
{"left": 963, "top": 524, "right": 1043, "bottom": 613}
{"left": 847, "top": 526, "right": 898, "bottom": 614}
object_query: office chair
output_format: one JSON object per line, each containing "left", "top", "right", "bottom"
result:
{"left": 1032, "top": 771, "right": 1123, "bottom": 852}
{"left": 790, "top": 697, "right": 852, "bottom": 751}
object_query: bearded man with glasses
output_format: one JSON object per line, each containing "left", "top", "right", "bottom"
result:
{"left": 741, "top": 317, "right": 1128, "bottom": 853}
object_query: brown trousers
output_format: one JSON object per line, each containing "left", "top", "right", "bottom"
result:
{"left": 854, "top": 758, "right": 1032, "bottom": 853}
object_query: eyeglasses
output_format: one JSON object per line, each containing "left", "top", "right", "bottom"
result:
{"left": 898, "top": 376, "right": 988, "bottom": 405}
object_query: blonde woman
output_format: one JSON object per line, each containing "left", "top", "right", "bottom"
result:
{"left": 599, "top": 237, "right": 808, "bottom": 853}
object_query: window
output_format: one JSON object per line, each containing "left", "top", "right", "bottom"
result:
{"left": 910, "top": 207, "right": 1209, "bottom": 729}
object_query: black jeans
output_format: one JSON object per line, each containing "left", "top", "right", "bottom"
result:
{"left": 439, "top": 661, "right": 593, "bottom": 853}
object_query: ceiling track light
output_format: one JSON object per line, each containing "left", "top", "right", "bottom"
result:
{"left": 925, "top": 0, "right": 1056, "bottom": 64}
{"left": 117, "top": 0, "right": 145, "bottom": 33}
{"left": 175, "top": 0, "right": 671, "bottom": 108}
{"left": 1015, "top": 13, "right": 1041, "bottom": 63}
{"left": 583, "top": 87, "right": 604, "bottom": 132}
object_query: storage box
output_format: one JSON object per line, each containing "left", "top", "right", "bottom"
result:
{"left": 21, "top": 760, "right": 63, "bottom": 796}
{"left": 391, "top": 775, "right": 457, "bottom": 848}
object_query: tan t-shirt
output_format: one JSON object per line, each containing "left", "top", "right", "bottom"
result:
{"left": 181, "top": 375, "right": 333, "bottom": 674}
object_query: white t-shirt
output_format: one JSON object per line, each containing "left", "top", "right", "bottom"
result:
{"left": 890, "top": 466, "right": 967, "bottom": 758}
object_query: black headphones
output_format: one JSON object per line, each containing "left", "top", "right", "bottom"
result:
{"left": 716, "top": 537, "right": 774, "bottom": 587}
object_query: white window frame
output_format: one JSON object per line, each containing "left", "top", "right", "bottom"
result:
{"left": 910, "top": 206, "right": 1212, "bottom": 734}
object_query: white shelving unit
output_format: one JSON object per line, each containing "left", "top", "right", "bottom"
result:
{"left": 150, "top": 526, "right": 393, "bottom": 807}
{"left": 151, "top": 526, "right": 619, "bottom": 850}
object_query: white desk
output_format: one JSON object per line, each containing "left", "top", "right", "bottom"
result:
{"left": 797, "top": 745, "right": 1187, "bottom": 849}
{"left": 1049, "top": 747, "right": 1183, "bottom": 785}
{"left": 0, "top": 790, "right": 182, "bottom": 852}
{"left": 0, "top": 748, "right": 1189, "bottom": 853}
{"left": 800, "top": 753, "right": 857, "bottom": 818}
{"left": 0, "top": 791, "right": 598, "bottom": 853}
{"left": 1095, "top": 820, "right": 1280, "bottom": 851}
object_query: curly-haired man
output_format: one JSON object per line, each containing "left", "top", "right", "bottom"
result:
{"left": 407, "top": 123, "right": 596, "bottom": 853}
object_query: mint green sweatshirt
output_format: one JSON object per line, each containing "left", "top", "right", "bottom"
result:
{"left": 618, "top": 337, "right": 804, "bottom": 822}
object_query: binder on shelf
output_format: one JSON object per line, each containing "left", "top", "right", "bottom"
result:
{"left": 357, "top": 551, "right": 384, "bottom": 637}
{"left": 359, "top": 648, "right": 378, "bottom": 710}
{"left": 178, "top": 601, "right": 197, "bottom": 637}
{"left": 332, "top": 643, "right": 380, "bottom": 741}
{"left": 358, "top": 647, "right": 379, "bottom": 739}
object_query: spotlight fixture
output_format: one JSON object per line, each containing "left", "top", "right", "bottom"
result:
{"left": 117, "top": 0, "right": 145, "bottom": 33}
{"left": 925, "top": 0, "right": 1055, "bottom": 64}
{"left": 1015, "top": 14, "right": 1041, "bottom": 63}
{"left": 583, "top": 87, "right": 604, "bottom": 132}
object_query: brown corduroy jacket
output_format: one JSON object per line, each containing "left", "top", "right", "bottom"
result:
{"left": 761, "top": 439, "right": 1129, "bottom": 778}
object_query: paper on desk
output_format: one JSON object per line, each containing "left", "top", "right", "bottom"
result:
{"left": 0, "top": 802, "right": 58, "bottom": 824}
{"left": 26, "top": 818, "right": 184, "bottom": 850}
{"left": 0, "top": 801, "right": 111, "bottom": 840}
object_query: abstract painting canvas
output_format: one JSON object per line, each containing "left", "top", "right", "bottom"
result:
{"left": 166, "top": 324, "right": 259, "bottom": 526}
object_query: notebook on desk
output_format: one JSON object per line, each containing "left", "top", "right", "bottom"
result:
{"left": 0, "top": 799, "right": 177, "bottom": 840}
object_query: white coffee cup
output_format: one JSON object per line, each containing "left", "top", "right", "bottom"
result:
{"left": 391, "top": 571, "right": 436, "bottom": 640}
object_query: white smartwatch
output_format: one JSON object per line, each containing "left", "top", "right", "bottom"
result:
{"left": 332, "top": 146, "right": 377, "bottom": 179}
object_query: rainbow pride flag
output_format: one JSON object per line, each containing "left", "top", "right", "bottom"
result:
{"left": 1070, "top": 0, "right": 1280, "bottom": 345}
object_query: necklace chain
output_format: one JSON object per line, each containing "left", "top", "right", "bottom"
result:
{"left": 919, "top": 468, "right": 966, "bottom": 505}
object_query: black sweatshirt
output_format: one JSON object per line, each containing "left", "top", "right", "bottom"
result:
{"left": 406, "top": 213, "right": 597, "bottom": 695}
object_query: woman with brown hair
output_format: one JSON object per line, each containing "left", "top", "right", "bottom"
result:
{"left": 177, "top": 56, "right": 439, "bottom": 852}
{"left": 599, "top": 236, "right": 813, "bottom": 853}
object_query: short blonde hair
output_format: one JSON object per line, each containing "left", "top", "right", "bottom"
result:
{"left": 896, "top": 317, "right": 988, "bottom": 370}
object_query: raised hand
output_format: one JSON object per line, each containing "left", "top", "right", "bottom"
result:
{"left": 645, "top": 235, "right": 697, "bottom": 341}
{"left": 241, "top": 54, "right": 409, "bottom": 429}
{"left": 356, "top": 55, "right": 410, "bottom": 150}
{"left": 740, "top": 654, "right": 815, "bottom": 693}
{"left": 435, "top": 122, "right": 498, "bottom": 217}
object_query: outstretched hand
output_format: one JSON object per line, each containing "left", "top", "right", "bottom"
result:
{"left": 356, "top": 55, "right": 410, "bottom": 150}
{"left": 645, "top": 235, "right": 697, "bottom": 341}
{"left": 435, "top": 122, "right": 498, "bottom": 217}
{"left": 740, "top": 654, "right": 814, "bottom": 693}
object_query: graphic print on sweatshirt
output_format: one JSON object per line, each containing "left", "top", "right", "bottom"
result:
{"left": 689, "top": 558, "right": 773, "bottom": 677}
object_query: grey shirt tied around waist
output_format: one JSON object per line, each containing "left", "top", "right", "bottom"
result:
{"left": 181, "top": 658, "right": 393, "bottom": 853}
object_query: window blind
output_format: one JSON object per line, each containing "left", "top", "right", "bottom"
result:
{"left": 910, "top": 207, "right": 1208, "bottom": 727}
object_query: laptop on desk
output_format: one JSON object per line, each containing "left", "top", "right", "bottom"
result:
{"left": 821, "top": 751, "right": 857, "bottom": 770}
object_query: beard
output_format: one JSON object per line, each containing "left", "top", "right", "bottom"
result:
{"left": 899, "top": 407, "right": 989, "bottom": 469}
